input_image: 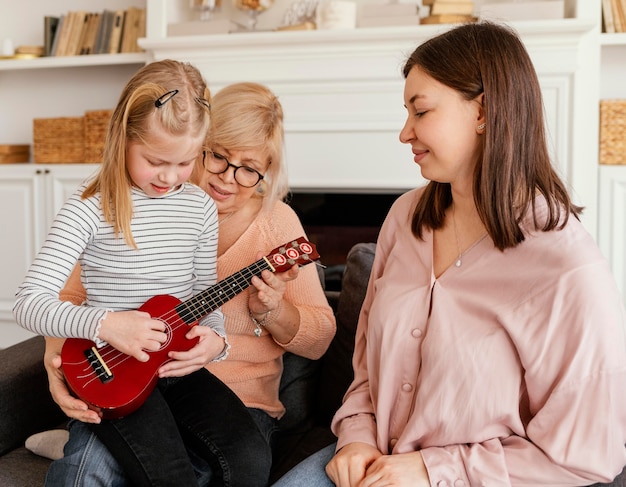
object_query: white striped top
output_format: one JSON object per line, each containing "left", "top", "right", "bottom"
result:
{"left": 13, "top": 181, "right": 225, "bottom": 350}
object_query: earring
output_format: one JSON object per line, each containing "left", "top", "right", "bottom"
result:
{"left": 477, "top": 123, "right": 486, "bottom": 130}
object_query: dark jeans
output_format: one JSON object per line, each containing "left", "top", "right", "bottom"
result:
{"left": 90, "top": 368, "right": 273, "bottom": 487}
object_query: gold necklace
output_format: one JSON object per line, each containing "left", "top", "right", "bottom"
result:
{"left": 452, "top": 202, "right": 462, "bottom": 267}
{"left": 218, "top": 211, "right": 235, "bottom": 225}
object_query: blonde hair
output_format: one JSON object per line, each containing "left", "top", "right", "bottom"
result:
{"left": 203, "top": 82, "right": 288, "bottom": 209}
{"left": 83, "top": 59, "right": 211, "bottom": 247}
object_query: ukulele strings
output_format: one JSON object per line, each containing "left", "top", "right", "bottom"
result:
{"left": 78, "top": 258, "right": 273, "bottom": 380}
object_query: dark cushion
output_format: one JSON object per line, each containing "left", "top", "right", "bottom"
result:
{"left": 0, "top": 336, "right": 65, "bottom": 456}
{"left": 315, "top": 242, "right": 375, "bottom": 426}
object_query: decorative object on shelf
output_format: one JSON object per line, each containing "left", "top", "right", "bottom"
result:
{"left": 190, "top": 0, "right": 222, "bottom": 21}
{"left": 315, "top": 0, "right": 357, "bottom": 29}
{"left": 478, "top": 0, "right": 565, "bottom": 22}
{"left": 357, "top": 1, "right": 419, "bottom": 28}
{"left": 33, "top": 117, "right": 85, "bottom": 163}
{"left": 281, "top": 0, "right": 319, "bottom": 28}
{"left": 599, "top": 99, "right": 626, "bottom": 165}
{"left": 232, "top": 0, "right": 275, "bottom": 30}
{"left": 15, "top": 45, "right": 44, "bottom": 57}
{"left": 84, "top": 110, "right": 113, "bottom": 163}
{"left": 33, "top": 109, "right": 112, "bottom": 164}
{"left": 0, "top": 144, "right": 30, "bottom": 164}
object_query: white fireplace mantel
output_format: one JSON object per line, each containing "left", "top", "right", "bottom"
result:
{"left": 140, "top": 8, "right": 600, "bottom": 234}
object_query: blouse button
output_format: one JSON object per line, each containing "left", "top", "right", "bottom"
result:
{"left": 389, "top": 438, "right": 398, "bottom": 448}
{"left": 402, "top": 383, "right": 413, "bottom": 392}
{"left": 454, "top": 480, "right": 465, "bottom": 487}
{"left": 437, "top": 482, "right": 449, "bottom": 487}
{"left": 411, "top": 328, "right": 422, "bottom": 338}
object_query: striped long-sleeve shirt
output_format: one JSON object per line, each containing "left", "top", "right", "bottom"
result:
{"left": 13, "top": 181, "right": 225, "bottom": 352}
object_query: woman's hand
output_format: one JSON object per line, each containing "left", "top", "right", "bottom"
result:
{"left": 360, "top": 451, "right": 430, "bottom": 487}
{"left": 325, "top": 442, "right": 382, "bottom": 487}
{"left": 44, "top": 337, "right": 102, "bottom": 424}
{"left": 158, "top": 325, "right": 226, "bottom": 378}
{"left": 248, "top": 263, "right": 299, "bottom": 318}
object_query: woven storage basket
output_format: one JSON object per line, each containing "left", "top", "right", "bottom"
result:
{"left": 84, "top": 109, "right": 113, "bottom": 163}
{"left": 33, "top": 117, "right": 85, "bottom": 163}
{"left": 600, "top": 99, "right": 626, "bottom": 165}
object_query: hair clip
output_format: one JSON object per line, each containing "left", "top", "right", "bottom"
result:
{"left": 155, "top": 89, "right": 179, "bottom": 108}
{"left": 195, "top": 97, "right": 211, "bottom": 111}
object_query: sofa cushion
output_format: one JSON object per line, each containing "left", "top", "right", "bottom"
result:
{"left": 315, "top": 242, "right": 375, "bottom": 426}
{"left": 0, "top": 336, "right": 66, "bottom": 456}
{"left": 0, "top": 446, "right": 51, "bottom": 486}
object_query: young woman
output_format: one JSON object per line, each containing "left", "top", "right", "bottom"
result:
{"left": 272, "top": 21, "right": 626, "bottom": 487}
{"left": 15, "top": 61, "right": 272, "bottom": 487}
{"left": 42, "top": 81, "right": 336, "bottom": 486}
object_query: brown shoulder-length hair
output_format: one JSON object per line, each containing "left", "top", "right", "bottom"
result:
{"left": 83, "top": 59, "right": 211, "bottom": 248}
{"left": 404, "top": 21, "right": 582, "bottom": 250}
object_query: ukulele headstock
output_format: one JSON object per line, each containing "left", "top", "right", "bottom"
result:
{"left": 266, "top": 237, "right": 319, "bottom": 273}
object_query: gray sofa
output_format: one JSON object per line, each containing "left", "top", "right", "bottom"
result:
{"left": 0, "top": 243, "right": 375, "bottom": 487}
{"left": 1, "top": 242, "right": 624, "bottom": 486}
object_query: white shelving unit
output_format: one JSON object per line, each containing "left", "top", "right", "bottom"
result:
{"left": 1, "top": 0, "right": 625, "bottom": 347}
{"left": 598, "top": 25, "right": 626, "bottom": 304}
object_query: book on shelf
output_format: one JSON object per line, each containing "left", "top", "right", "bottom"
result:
{"left": 120, "top": 7, "right": 146, "bottom": 53}
{"left": 94, "top": 10, "right": 115, "bottom": 55}
{"left": 44, "top": 16, "right": 60, "bottom": 57}
{"left": 616, "top": 0, "right": 626, "bottom": 32}
{"left": 66, "top": 11, "right": 89, "bottom": 56}
{"left": 602, "top": 0, "right": 614, "bottom": 32}
{"left": 108, "top": 10, "right": 126, "bottom": 54}
{"left": 612, "top": 0, "right": 624, "bottom": 32}
{"left": 49, "top": 15, "right": 64, "bottom": 56}
{"left": 429, "top": 1, "right": 474, "bottom": 16}
{"left": 53, "top": 11, "right": 75, "bottom": 56}
{"left": 79, "top": 12, "right": 101, "bottom": 55}
{"left": 420, "top": 13, "right": 477, "bottom": 24}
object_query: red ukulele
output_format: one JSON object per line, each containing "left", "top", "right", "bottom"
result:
{"left": 61, "top": 237, "right": 319, "bottom": 419}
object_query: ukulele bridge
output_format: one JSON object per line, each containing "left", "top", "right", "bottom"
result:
{"left": 84, "top": 347, "right": 114, "bottom": 384}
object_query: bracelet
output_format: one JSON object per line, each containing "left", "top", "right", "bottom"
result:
{"left": 250, "top": 300, "right": 282, "bottom": 337}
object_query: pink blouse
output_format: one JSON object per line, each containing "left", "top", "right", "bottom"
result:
{"left": 332, "top": 188, "right": 626, "bottom": 485}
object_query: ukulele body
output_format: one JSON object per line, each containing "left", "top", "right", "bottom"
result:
{"left": 61, "top": 294, "right": 198, "bottom": 419}
{"left": 60, "top": 236, "right": 318, "bottom": 419}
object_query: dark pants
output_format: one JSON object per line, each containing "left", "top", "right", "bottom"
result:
{"left": 90, "top": 368, "right": 273, "bottom": 487}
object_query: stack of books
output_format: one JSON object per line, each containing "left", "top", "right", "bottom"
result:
{"left": 420, "top": 0, "right": 476, "bottom": 25}
{"left": 357, "top": 2, "right": 420, "bottom": 28}
{"left": 44, "top": 7, "right": 146, "bottom": 57}
{"left": 602, "top": 0, "right": 626, "bottom": 33}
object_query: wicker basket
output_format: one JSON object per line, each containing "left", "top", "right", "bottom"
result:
{"left": 599, "top": 99, "right": 626, "bottom": 165}
{"left": 33, "top": 117, "right": 85, "bottom": 163}
{"left": 0, "top": 144, "right": 30, "bottom": 164}
{"left": 84, "top": 110, "right": 113, "bottom": 163}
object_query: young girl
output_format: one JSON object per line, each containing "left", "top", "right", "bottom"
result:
{"left": 13, "top": 60, "right": 271, "bottom": 487}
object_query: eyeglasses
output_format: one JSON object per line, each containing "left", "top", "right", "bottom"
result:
{"left": 202, "top": 150, "right": 267, "bottom": 188}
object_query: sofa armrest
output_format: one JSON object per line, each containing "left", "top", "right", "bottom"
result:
{"left": 0, "top": 336, "right": 66, "bottom": 456}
